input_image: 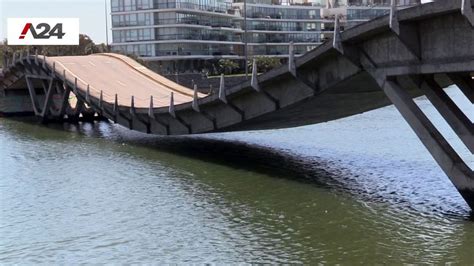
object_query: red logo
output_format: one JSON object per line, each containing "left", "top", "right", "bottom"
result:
{"left": 18, "top": 23, "right": 65, "bottom": 39}
{"left": 19, "top": 23, "right": 32, "bottom": 39}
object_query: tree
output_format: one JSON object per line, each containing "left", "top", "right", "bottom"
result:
{"left": 0, "top": 34, "right": 108, "bottom": 58}
{"left": 218, "top": 59, "right": 239, "bottom": 75}
{"left": 248, "top": 56, "right": 282, "bottom": 73}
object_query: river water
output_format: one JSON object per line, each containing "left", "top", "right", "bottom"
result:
{"left": 1, "top": 86, "right": 473, "bottom": 264}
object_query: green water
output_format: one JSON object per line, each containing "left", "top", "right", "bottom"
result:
{"left": 1, "top": 113, "right": 474, "bottom": 263}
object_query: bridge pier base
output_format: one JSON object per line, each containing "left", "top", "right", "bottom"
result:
{"left": 381, "top": 77, "right": 474, "bottom": 209}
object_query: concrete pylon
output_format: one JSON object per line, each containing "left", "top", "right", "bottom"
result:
{"left": 130, "top": 95, "right": 135, "bottom": 115}
{"left": 333, "top": 14, "right": 344, "bottom": 54}
{"left": 12, "top": 52, "right": 16, "bottom": 65}
{"left": 99, "top": 90, "right": 104, "bottom": 111}
{"left": 218, "top": 74, "right": 227, "bottom": 103}
{"left": 390, "top": 0, "right": 400, "bottom": 35}
{"left": 422, "top": 77, "right": 474, "bottom": 153}
{"left": 42, "top": 55, "right": 46, "bottom": 68}
{"left": 113, "top": 94, "right": 118, "bottom": 112}
{"left": 86, "top": 84, "right": 91, "bottom": 103}
{"left": 49, "top": 63, "right": 54, "bottom": 77}
{"left": 113, "top": 93, "right": 118, "bottom": 123}
{"left": 148, "top": 95, "right": 154, "bottom": 118}
{"left": 26, "top": 50, "right": 31, "bottom": 64}
{"left": 192, "top": 84, "right": 200, "bottom": 112}
{"left": 73, "top": 78, "right": 78, "bottom": 94}
{"left": 34, "top": 50, "right": 39, "bottom": 65}
{"left": 251, "top": 58, "right": 260, "bottom": 91}
{"left": 169, "top": 92, "right": 176, "bottom": 118}
{"left": 288, "top": 41, "right": 296, "bottom": 77}
{"left": 462, "top": 0, "right": 474, "bottom": 27}
{"left": 382, "top": 78, "right": 474, "bottom": 210}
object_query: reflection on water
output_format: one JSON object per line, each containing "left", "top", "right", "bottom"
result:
{"left": 0, "top": 86, "right": 474, "bottom": 263}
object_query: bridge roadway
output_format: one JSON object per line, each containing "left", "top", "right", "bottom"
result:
{"left": 48, "top": 54, "right": 199, "bottom": 108}
{"left": 1, "top": 0, "right": 474, "bottom": 209}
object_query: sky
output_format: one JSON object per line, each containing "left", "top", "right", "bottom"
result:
{"left": 0, "top": 0, "right": 112, "bottom": 44}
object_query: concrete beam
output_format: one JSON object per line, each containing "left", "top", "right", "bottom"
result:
{"left": 382, "top": 78, "right": 474, "bottom": 209}
{"left": 168, "top": 92, "right": 191, "bottom": 134}
{"left": 130, "top": 95, "right": 136, "bottom": 116}
{"left": 192, "top": 84, "right": 200, "bottom": 112}
{"left": 147, "top": 96, "right": 170, "bottom": 134}
{"left": 448, "top": 73, "right": 474, "bottom": 103}
{"left": 169, "top": 92, "right": 175, "bottom": 118}
{"left": 422, "top": 76, "right": 474, "bottom": 153}
{"left": 40, "top": 79, "right": 55, "bottom": 119}
{"left": 333, "top": 15, "right": 343, "bottom": 54}
{"left": 34, "top": 50, "right": 39, "bottom": 66}
{"left": 218, "top": 74, "right": 227, "bottom": 103}
{"left": 85, "top": 85, "right": 91, "bottom": 104}
{"left": 389, "top": 0, "right": 421, "bottom": 60}
{"left": 24, "top": 76, "right": 41, "bottom": 115}
{"left": 113, "top": 93, "right": 119, "bottom": 123}
{"left": 288, "top": 42, "right": 296, "bottom": 77}
{"left": 58, "top": 81, "right": 71, "bottom": 117}
{"left": 251, "top": 59, "right": 260, "bottom": 92}
{"left": 462, "top": 0, "right": 474, "bottom": 27}
{"left": 99, "top": 90, "right": 104, "bottom": 115}
{"left": 191, "top": 84, "right": 217, "bottom": 130}
{"left": 148, "top": 95, "right": 154, "bottom": 119}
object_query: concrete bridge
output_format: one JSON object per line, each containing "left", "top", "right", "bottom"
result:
{"left": 1, "top": 0, "right": 473, "bottom": 209}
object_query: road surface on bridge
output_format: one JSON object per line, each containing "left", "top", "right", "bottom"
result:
{"left": 48, "top": 53, "right": 201, "bottom": 108}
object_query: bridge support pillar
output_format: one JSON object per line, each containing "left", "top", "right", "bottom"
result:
{"left": 421, "top": 76, "right": 474, "bottom": 153}
{"left": 448, "top": 73, "right": 474, "bottom": 103}
{"left": 381, "top": 78, "right": 474, "bottom": 209}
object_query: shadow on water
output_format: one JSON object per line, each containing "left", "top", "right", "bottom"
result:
{"left": 5, "top": 117, "right": 343, "bottom": 187}
{"left": 4, "top": 117, "right": 474, "bottom": 264}
{"left": 4, "top": 117, "right": 473, "bottom": 219}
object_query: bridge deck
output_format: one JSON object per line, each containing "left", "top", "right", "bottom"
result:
{"left": 47, "top": 53, "right": 200, "bottom": 108}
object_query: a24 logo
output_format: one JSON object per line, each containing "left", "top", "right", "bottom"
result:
{"left": 19, "top": 23, "right": 66, "bottom": 39}
{"left": 8, "top": 18, "right": 79, "bottom": 45}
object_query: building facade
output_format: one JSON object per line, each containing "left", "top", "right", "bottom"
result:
{"left": 110, "top": 0, "right": 420, "bottom": 73}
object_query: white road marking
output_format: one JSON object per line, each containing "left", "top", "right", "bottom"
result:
{"left": 88, "top": 61, "right": 97, "bottom": 67}
{"left": 116, "top": 80, "right": 127, "bottom": 86}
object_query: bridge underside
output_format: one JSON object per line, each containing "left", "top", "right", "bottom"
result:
{"left": 1, "top": 0, "right": 473, "bottom": 210}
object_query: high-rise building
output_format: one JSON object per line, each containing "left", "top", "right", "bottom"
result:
{"left": 110, "top": 0, "right": 420, "bottom": 73}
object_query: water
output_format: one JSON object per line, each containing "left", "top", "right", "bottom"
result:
{"left": 1, "top": 86, "right": 473, "bottom": 264}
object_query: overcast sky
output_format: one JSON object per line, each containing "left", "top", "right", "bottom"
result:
{"left": 0, "top": 0, "right": 112, "bottom": 44}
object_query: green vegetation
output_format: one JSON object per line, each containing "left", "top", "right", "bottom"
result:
{"left": 217, "top": 59, "right": 239, "bottom": 75}
{"left": 1, "top": 35, "right": 107, "bottom": 58}
{"left": 203, "top": 56, "right": 282, "bottom": 77}
{"left": 0, "top": 34, "right": 151, "bottom": 68}
{"left": 248, "top": 56, "right": 282, "bottom": 73}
